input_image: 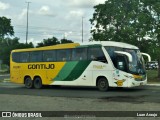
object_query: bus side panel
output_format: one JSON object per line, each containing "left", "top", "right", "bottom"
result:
{"left": 10, "top": 62, "right": 22, "bottom": 84}
{"left": 51, "top": 61, "right": 116, "bottom": 87}
{"left": 92, "top": 61, "right": 114, "bottom": 87}
{"left": 22, "top": 62, "right": 66, "bottom": 85}
{"left": 46, "top": 62, "right": 66, "bottom": 85}
{"left": 51, "top": 61, "right": 92, "bottom": 86}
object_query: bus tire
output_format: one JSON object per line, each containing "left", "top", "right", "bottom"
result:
{"left": 25, "top": 77, "right": 33, "bottom": 89}
{"left": 97, "top": 77, "right": 109, "bottom": 91}
{"left": 33, "top": 77, "right": 43, "bottom": 89}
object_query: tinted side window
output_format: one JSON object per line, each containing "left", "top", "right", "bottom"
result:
{"left": 20, "top": 52, "right": 29, "bottom": 62}
{"left": 12, "top": 52, "right": 20, "bottom": 63}
{"left": 115, "top": 55, "right": 128, "bottom": 72}
{"left": 88, "top": 47, "right": 107, "bottom": 62}
{"left": 105, "top": 46, "right": 115, "bottom": 59}
{"left": 57, "top": 49, "right": 72, "bottom": 61}
{"left": 43, "top": 50, "right": 56, "bottom": 62}
{"left": 105, "top": 46, "right": 123, "bottom": 59}
{"left": 72, "top": 48, "right": 87, "bottom": 61}
{"left": 30, "top": 51, "right": 42, "bottom": 62}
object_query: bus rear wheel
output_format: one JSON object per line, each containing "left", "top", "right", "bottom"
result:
{"left": 97, "top": 77, "right": 109, "bottom": 91}
{"left": 25, "top": 77, "right": 33, "bottom": 89}
{"left": 33, "top": 77, "right": 43, "bottom": 89}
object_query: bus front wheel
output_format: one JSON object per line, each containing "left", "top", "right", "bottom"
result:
{"left": 97, "top": 77, "right": 109, "bottom": 91}
{"left": 25, "top": 77, "right": 33, "bottom": 89}
{"left": 33, "top": 77, "right": 43, "bottom": 89}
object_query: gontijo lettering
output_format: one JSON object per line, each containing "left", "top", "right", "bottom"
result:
{"left": 28, "top": 64, "right": 55, "bottom": 69}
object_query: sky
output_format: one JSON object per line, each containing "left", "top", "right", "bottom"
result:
{"left": 0, "top": 0, "right": 106, "bottom": 46}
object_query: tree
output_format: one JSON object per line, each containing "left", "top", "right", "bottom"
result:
{"left": 90, "top": 0, "right": 160, "bottom": 78}
{"left": 60, "top": 38, "right": 73, "bottom": 44}
{"left": 36, "top": 36, "right": 60, "bottom": 47}
{"left": 36, "top": 37, "right": 74, "bottom": 47}
{"left": 0, "top": 16, "right": 34, "bottom": 66}
{"left": 0, "top": 16, "right": 14, "bottom": 39}
{"left": 0, "top": 37, "right": 34, "bottom": 66}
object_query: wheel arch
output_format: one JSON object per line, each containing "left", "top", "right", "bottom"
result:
{"left": 33, "top": 75, "right": 41, "bottom": 79}
{"left": 33, "top": 75, "right": 42, "bottom": 81}
{"left": 24, "top": 75, "right": 32, "bottom": 84}
{"left": 24, "top": 75, "right": 42, "bottom": 84}
{"left": 96, "top": 76, "right": 109, "bottom": 87}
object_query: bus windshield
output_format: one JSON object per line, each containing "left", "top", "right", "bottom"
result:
{"left": 105, "top": 46, "right": 146, "bottom": 75}
{"left": 124, "top": 49, "right": 146, "bottom": 75}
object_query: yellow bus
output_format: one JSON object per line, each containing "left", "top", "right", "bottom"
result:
{"left": 10, "top": 41, "right": 150, "bottom": 91}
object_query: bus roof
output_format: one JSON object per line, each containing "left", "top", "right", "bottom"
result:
{"left": 80, "top": 41, "right": 139, "bottom": 49}
{"left": 12, "top": 43, "right": 80, "bottom": 52}
{"left": 12, "top": 41, "right": 138, "bottom": 53}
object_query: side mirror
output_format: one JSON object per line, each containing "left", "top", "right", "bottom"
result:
{"left": 141, "top": 53, "right": 151, "bottom": 62}
{"left": 115, "top": 51, "right": 133, "bottom": 63}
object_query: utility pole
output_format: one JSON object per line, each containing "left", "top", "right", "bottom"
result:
{"left": 82, "top": 17, "right": 84, "bottom": 43}
{"left": 63, "top": 33, "right": 66, "bottom": 40}
{"left": 26, "top": 2, "right": 31, "bottom": 44}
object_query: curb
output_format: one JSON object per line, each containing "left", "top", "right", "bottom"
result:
{"left": 147, "top": 84, "right": 160, "bottom": 86}
{"left": 2, "top": 79, "right": 10, "bottom": 83}
{"left": 0, "top": 74, "right": 10, "bottom": 76}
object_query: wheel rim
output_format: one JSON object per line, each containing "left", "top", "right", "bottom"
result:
{"left": 34, "top": 78, "right": 42, "bottom": 89}
{"left": 100, "top": 80, "right": 106, "bottom": 88}
{"left": 98, "top": 78, "right": 108, "bottom": 91}
{"left": 25, "top": 78, "right": 32, "bottom": 88}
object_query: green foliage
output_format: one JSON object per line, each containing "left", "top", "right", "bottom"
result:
{"left": 60, "top": 39, "right": 73, "bottom": 44}
{"left": 0, "top": 37, "right": 34, "bottom": 66}
{"left": 36, "top": 36, "right": 60, "bottom": 47}
{"left": 36, "top": 37, "right": 74, "bottom": 47}
{"left": 90, "top": 0, "right": 159, "bottom": 50}
{"left": 0, "top": 16, "right": 34, "bottom": 66}
{"left": 0, "top": 16, "right": 14, "bottom": 39}
{"left": 90, "top": 0, "right": 160, "bottom": 78}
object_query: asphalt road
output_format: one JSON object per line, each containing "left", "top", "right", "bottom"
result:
{"left": 0, "top": 82, "right": 160, "bottom": 120}
{"left": 0, "top": 82, "right": 160, "bottom": 103}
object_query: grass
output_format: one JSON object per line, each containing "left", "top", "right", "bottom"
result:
{"left": 147, "top": 70, "right": 160, "bottom": 83}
